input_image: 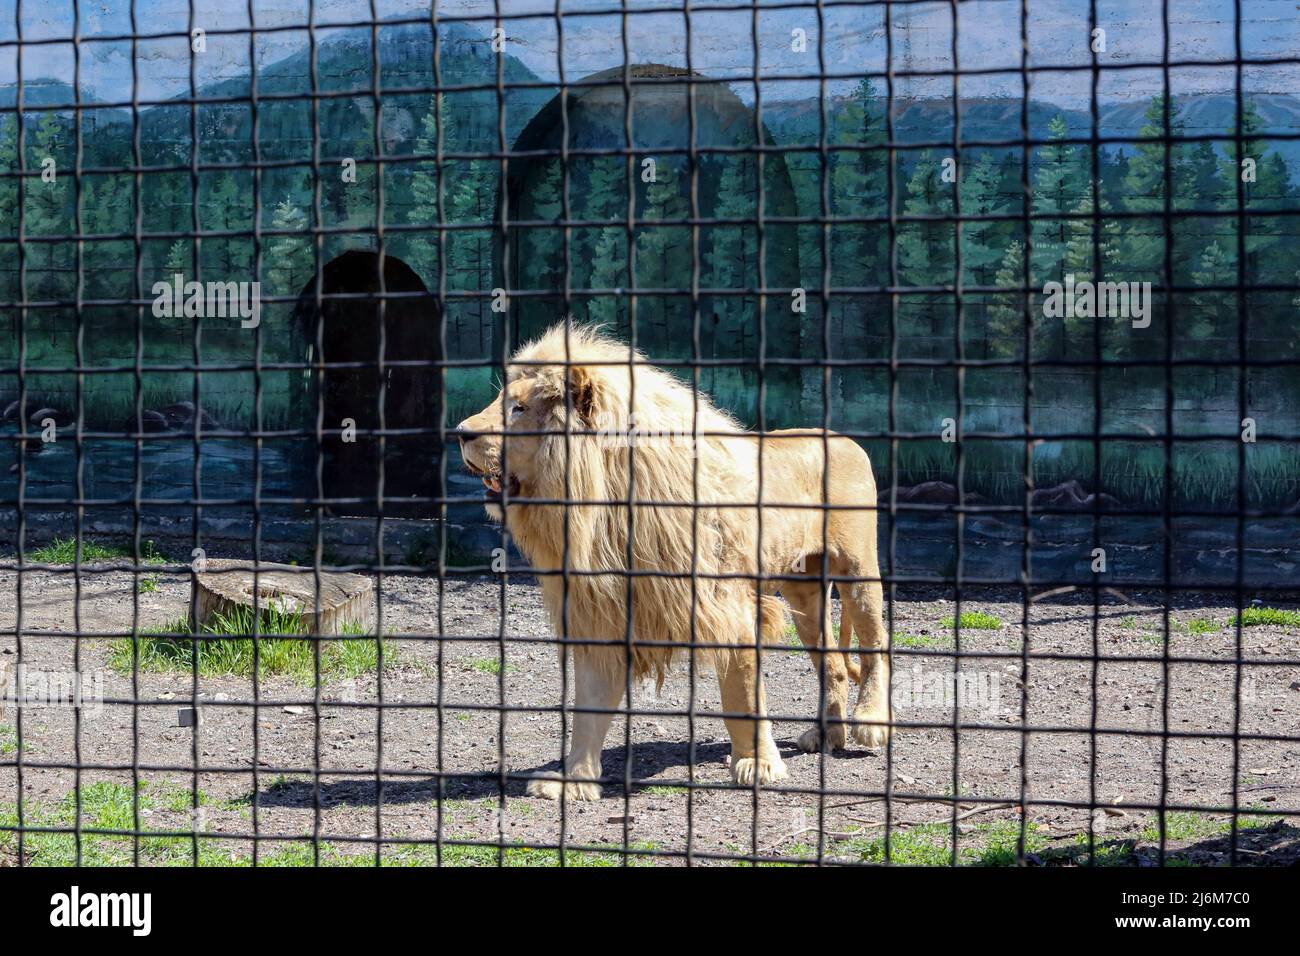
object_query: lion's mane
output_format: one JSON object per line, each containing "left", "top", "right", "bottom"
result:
{"left": 504, "top": 324, "right": 789, "bottom": 684}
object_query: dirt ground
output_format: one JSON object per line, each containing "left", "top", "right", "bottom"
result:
{"left": 1, "top": 562, "right": 1298, "bottom": 866}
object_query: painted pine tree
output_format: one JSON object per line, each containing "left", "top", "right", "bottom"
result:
{"left": 633, "top": 159, "right": 691, "bottom": 355}
{"left": 1030, "top": 115, "right": 1085, "bottom": 358}
{"left": 266, "top": 197, "right": 312, "bottom": 297}
{"left": 24, "top": 111, "right": 74, "bottom": 304}
{"left": 706, "top": 151, "right": 757, "bottom": 382}
{"left": 897, "top": 150, "right": 955, "bottom": 350}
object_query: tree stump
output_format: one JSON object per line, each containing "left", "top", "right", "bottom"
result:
{"left": 192, "top": 560, "right": 373, "bottom": 635}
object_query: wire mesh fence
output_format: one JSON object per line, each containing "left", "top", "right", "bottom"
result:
{"left": 0, "top": 0, "right": 1298, "bottom": 867}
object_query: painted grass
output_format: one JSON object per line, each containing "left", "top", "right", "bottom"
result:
{"left": 108, "top": 602, "right": 392, "bottom": 683}
{"left": 861, "top": 436, "right": 1300, "bottom": 511}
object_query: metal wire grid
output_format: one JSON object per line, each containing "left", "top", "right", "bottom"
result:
{"left": 0, "top": 0, "right": 1296, "bottom": 867}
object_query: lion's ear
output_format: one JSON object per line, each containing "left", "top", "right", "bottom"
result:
{"left": 567, "top": 365, "right": 599, "bottom": 425}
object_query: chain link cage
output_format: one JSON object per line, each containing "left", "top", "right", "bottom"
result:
{"left": 0, "top": 0, "right": 1298, "bottom": 868}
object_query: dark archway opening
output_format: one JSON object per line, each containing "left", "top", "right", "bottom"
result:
{"left": 498, "top": 65, "right": 802, "bottom": 426}
{"left": 294, "top": 251, "right": 441, "bottom": 517}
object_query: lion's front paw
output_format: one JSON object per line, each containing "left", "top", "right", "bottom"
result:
{"left": 850, "top": 719, "right": 891, "bottom": 750}
{"left": 526, "top": 770, "right": 603, "bottom": 801}
{"left": 732, "top": 755, "right": 788, "bottom": 786}
{"left": 796, "top": 725, "right": 847, "bottom": 754}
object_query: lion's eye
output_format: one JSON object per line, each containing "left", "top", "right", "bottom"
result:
{"left": 509, "top": 402, "right": 527, "bottom": 418}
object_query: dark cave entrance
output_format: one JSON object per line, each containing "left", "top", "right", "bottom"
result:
{"left": 295, "top": 251, "right": 441, "bottom": 517}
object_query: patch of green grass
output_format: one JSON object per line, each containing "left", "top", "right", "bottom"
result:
{"left": 640, "top": 785, "right": 688, "bottom": 796}
{"left": 965, "top": 821, "right": 1048, "bottom": 866}
{"left": 266, "top": 775, "right": 301, "bottom": 794}
{"left": 893, "top": 632, "right": 949, "bottom": 649}
{"left": 839, "top": 822, "right": 955, "bottom": 865}
{"left": 0, "top": 725, "right": 16, "bottom": 756}
{"left": 1140, "top": 632, "right": 1165, "bottom": 646}
{"left": 1067, "top": 833, "right": 1139, "bottom": 866}
{"left": 29, "top": 537, "right": 166, "bottom": 566}
{"left": 26, "top": 537, "right": 167, "bottom": 592}
{"left": 834, "top": 819, "right": 1048, "bottom": 866}
{"left": 368, "top": 840, "right": 660, "bottom": 867}
{"left": 29, "top": 537, "right": 130, "bottom": 563}
{"left": 1236, "top": 607, "right": 1300, "bottom": 628}
{"left": 107, "top": 607, "right": 392, "bottom": 684}
{"left": 943, "top": 611, "right": 1003, "bottom": 631}
{"left": 76, "top": 781, "right": 147, "bottom": 834}
{"left": 153, "top": 783, "right": 208, "bottom": 814}
{"left": 1140, "top": 808, "right": 1283, "bottom": 849}
{"left": 1180, "top": 618, "right": 1219, "bottom": 635}
{"left": 0, "top": 781, "right": 220, "bottom": 867}
{"left": 468, "top": 657, "right": 512, "bottom": 676}
{"left": 1142, "top": 811, "right": 1230, "bottom": 843}
{"left": 1119, "top": 616, "right": 1139, "bottom": 630}
{"left": 257, "top": 842, "right": 373, "bottom": 867}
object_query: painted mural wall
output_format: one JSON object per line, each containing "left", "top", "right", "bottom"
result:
{"left": 1, "top": 1, "right": 1298, "bottom": 581}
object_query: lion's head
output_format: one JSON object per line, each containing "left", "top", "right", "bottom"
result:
{"left": 454, "top": 329, "right": 612, "bottom": 522}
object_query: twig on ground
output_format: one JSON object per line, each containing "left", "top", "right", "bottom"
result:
{"left": 843, "top": 802, "right": 1016, "bottom": 830}
{"left": 761, "top": 825, "right": 861, "bottom": 854}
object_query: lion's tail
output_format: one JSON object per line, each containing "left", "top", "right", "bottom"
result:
{"left": 758, "top": 594, "right": 791, "bottom": 647}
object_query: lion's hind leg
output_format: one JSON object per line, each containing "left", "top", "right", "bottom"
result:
{"left": 784, "top": 578, "right": 852, "bottom": 753}
{"left": 840, "top": 567, "right": 892, "bottom": 750}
